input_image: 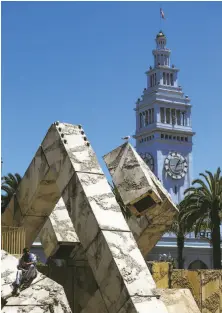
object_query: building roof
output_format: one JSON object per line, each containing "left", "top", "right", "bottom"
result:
{"left": 156, "top": 30, "right": 166, "bottom": 38}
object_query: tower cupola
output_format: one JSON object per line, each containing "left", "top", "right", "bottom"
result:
{"left": 156, "top": 30, "right": 167, "bottom": 49}
{"left": 152, "top": 30, "right": 170, "bottom": 68}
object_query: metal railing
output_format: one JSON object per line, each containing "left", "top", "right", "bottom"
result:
{"left": 1, "top": 226, "right": 26, "bottom": 255}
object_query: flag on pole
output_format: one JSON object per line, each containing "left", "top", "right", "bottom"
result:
{"left": 160, "top": 8, "right": 165, "bottom": 19}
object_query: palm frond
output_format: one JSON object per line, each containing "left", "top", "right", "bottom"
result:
{"left": 1, "top": 172, "right": 22, "bottom": 214}
{"left": 199, "top": 172, "right": 213, "bottom": 193}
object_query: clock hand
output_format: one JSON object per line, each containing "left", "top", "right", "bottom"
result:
{"left": 175, "top": 159, "right": 181, "bottom": 168}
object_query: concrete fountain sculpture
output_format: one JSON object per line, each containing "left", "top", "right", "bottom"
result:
{"left": 1, "top": 122, "right": 200, "bottom": 313}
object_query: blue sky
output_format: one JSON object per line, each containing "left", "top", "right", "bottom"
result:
{"left": 2, "top": 1, "right": 222, "bottom": 181}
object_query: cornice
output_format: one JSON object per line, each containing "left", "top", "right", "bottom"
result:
{"left": 145, "top": 66, "right": 180, "bottom": 75}
{"left": 135, "top": 127, "right": 195, "bottom": 138}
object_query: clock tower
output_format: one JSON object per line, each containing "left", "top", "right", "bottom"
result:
{"left": 134, "top": 31, "right": 195, "bottom": 204}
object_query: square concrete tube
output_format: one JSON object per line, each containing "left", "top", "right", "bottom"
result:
{"left": 103, "top": 142, "right": 179, "bottom": 256}
{"left": 1, "top": 122, "right": 170, "bottom": 313}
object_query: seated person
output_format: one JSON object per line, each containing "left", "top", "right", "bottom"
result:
{"left": 13, "top": 247, "right": 37, "bottom": 294}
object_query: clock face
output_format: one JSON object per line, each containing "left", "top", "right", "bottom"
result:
{"left": 164, "top": 152, "right": 188, "bottom": 180}
{"left": 140, "top": 153, "right": 154, "bottom": 171}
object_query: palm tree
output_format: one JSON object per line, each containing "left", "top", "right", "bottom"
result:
{"left": 109, "top": 182, "right": 132, "bottom": 220}
{"left": 167, "top": 201, "right": 196, "bottom": 269}
{"left": 180, "top": 168, "right": 222, "bottom": 269}
{"left": 168, "top": 216, "right": 185, "bottom": 269}
{"left": 1, "top": 173, "right": 22, "bottom": 214}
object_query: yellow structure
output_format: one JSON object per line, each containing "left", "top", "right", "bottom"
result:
{"left": 1, "top": 226, "right": 26, "bottom": 256}
{"left": 148, "top": 262, "right": 222, "bottom": 313}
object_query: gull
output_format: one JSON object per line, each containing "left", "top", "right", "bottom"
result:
{"left": 121, "top": 136, "right": 131, "bottom": 140}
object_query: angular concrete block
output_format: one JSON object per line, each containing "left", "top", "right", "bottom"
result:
{"left": 85, "top": 230, "right": 156, "bottom": 313}
{"left": 1, "top": 194, "right": 18, "bottom": 226}
{"left": 62, "top": 172, "right": 130, "bottom": 250}
{"left": 41, "top": 123, "right": 103, "bottom": 191}
{"left": 117, "top": 288, "right": 201, "bottom": 313}
{"left": 103, "top": 142, "right": 178, "bottom": 255}
{"left": 80, "top": 289, "right": 108, "bottom": 313}
{"left": 2, "top": 306, "right": 52, "bottom": 313}
{"left": 16, "top": 146, "right": 50, "bottom": 216}
{"left": 39, "top": 198, "right": 80, "bottom": 259}
{"left": 1, "top": 166, "right": 61, "bottom": 247}
{"left": 127, "top": 205, "right": 177, "bottom": 256}
{"left": 1, "top": 250, "right": 71, "bottom": 313}
{"left": 103, "top": 143, "right": 163, "bottom": 215}
{"left": 117, "top": 295, "right": 168, "bottom": 313}
{"left": 69, "top": 241, "right": 86, "bottom": 261}
{"left": 73, "top": 264, "right": 99, "bottom": 312}
{"left": 153, "top": 289, "right": 201, "bottom": 313}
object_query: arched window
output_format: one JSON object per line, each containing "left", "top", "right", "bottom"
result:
{"left": 176, "top": 110, "right": 181, "bottom": 125}
{"left": 174, "top": 186, "right": 177, "bottom": 194}
{"left": 148, "top": 109, "right": 152, "bottom": 124}
{"left": 151, "top": 108, "right": 154, "bottom": 123}
{"left": 160, "top": 107, "right": 165, "bottom": 123}
{"left": 139, "top": 113, "right": 142, "bottom": 128}
{"left": 166, "top": 108, "right": 170, "bottom": 124}
{"left": 182, "top": 111, "right": 187, "bottom": 126}
{"left": 154, "top": 73, "right": 157, "bottom": 85}
{"left": 163, "top": 72, "right": 166, "bottom": 84}
{"left": 170, "top": 73, "right": 174, "bottom": 86}
{"left": 167, "top": 73, "right": 170, "bottom": 85}
{"left": 145, "top": 111, "right": 148, "bottom": 126}
{"left": 143, "top": 112, "right": 146, "bottom": 126}
{"left": 171, "top": 109, "right": 176, "bottom": 125}
{"left": 188, "top": 260, "right": 208, "bottom": 270}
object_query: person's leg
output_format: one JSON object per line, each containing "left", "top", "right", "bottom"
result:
{"left": 25, "top": 264, "right": 35, "bottom": 280}
{"left": 15, "top": 270, "right": 22, "bottom": 286}
{"left": 13, "top": 269, "right": 24, "bottom": 295}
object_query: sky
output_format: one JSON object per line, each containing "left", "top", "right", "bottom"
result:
{"left": 2, "top": 1, "right": 222, "bottom": 182}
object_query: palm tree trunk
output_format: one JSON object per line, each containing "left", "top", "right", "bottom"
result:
{"left": 211, "top": 206, "right": 221, "bottom": 269}
{"left": 177, "top": 233, "right": 185, "bottom": 269}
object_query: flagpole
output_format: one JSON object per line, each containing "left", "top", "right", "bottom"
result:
{"left": 160, "top": 6, "right": 165, "bottom": 31}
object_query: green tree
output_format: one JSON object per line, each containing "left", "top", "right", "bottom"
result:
{"left": 1, "top": 173, "right": 22, "bottom": 214}
{"left": 167, "top": 201, "right": 196, "bottom": 269}
{"left": 180, "top": 168, "right": 222, "bottom": 269}
{"left": 168, "top": 216, "right": 185, "bottom": 269}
